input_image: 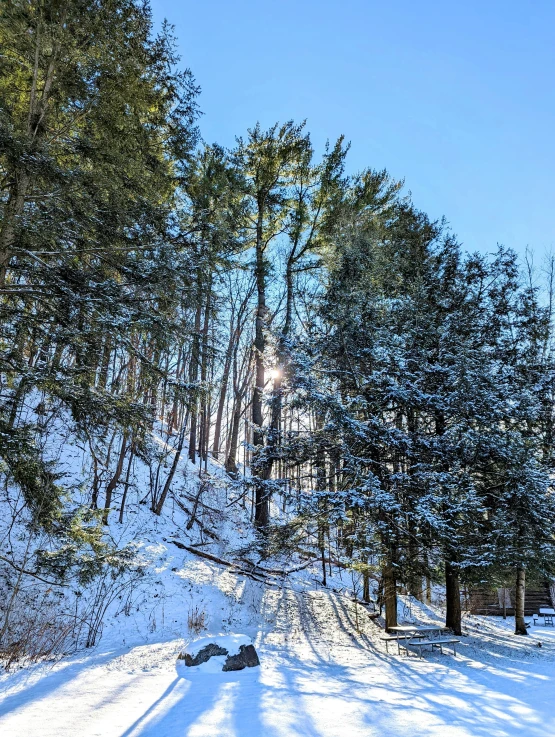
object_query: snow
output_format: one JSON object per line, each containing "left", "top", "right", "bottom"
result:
{"left": 185, "top": 653, "right": 227, "bottom": 674}
{"left": 3, "top": 411, "right": 555, "bottom": 736}
{"left": 2, "top": 591, "right": 555, "bottom": 737}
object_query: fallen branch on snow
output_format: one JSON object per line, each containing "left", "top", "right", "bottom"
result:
{"left": 168, "top": 540, "right": 273, "bottom": 585}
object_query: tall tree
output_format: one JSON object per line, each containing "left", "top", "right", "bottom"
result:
{"left": 0, "top": 0, "right": 199, "bottom": 548}
{"left": 233, "top": 121, "right": 310, "bottom": 528}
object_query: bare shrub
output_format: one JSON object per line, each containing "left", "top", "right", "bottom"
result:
{"left": 0, "top": 592, "right": 77, "bottom": 671}
{"left": 187, "top": 604, "right": 206, "bottom": 635}
{"left": 0, "top": 565, "right": 144, "bottom": 668}
{"left": 79, "top": 568, "right": 144, "bottom": 649}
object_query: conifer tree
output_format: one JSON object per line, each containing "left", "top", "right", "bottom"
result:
{"left": 0, "top": 0, "right": 199, "bottom": 562}
{"left": 232, "top": 122, "right": 310, "bottom": 528}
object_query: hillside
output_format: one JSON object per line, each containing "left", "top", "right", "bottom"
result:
{"left": 2, "top": 3, "right": 555, "bottom": 734}
{"left": 2, "top": 547, "right": 555, "bottom": 735}
{"left": 2, "top": 424, "right": 555, "bottom": 736}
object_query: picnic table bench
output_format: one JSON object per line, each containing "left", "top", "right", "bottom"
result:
{"left": 533, "top": 608, "right": 555, "bottom": 626}
{"left": 380, "top": 632, "right": 427, "bottom": 654}
{"left": 408, "top": 637, "right": 460, "bottom": 657}
{"left": 386, "top": 625, "right": 460, "bottom": 658}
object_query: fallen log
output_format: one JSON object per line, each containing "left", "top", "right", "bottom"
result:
{"left": 168, "top": 540, "right": 274, "bottom": 586}
{"left": 170, "top": 492, "right": 220, "bottom": 540}
{"left": 238, "top": 556, "right": 318, "bottom": 577}
{"left": 179, "top": 491, "right": 223, "bottom": 516}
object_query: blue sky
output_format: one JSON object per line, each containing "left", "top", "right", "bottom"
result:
{"left": 151, "top": 0, "right": 555, "bottom": 261}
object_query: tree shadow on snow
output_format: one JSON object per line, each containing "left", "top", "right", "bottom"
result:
{"left": 0, "top": 649, "right": 119, "bottom": 720}
{"left": 357, "top": 649, "right": 554, "bottom": 737}
{"left": 119, "top": 661, "right": 266, "bottom": 737}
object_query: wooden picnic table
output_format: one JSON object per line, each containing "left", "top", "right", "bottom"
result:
{"left": 535, "top": 608, "right": 555, "bottom": 626}
{"left": 386, "top": 625, "right": 459, "bottom": 657}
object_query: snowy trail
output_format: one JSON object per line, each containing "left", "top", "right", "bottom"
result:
{"left": 2, "top": 587, "right": 555, "bottom": 737}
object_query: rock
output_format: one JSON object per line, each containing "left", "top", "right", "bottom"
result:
{"left": 177, "top": 635, "right": 259, "bottom": 671}
{"left": 222, "top": 644, "right": 260, "bottom": 672}
{"left": 178, "top": 642, "right": 229, "bottom": 666}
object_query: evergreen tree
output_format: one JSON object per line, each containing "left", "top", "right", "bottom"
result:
{"left": 232, "top": 122, "right": 311, "bottom": 529}
{"left": 0, "top": 0, "right": 199, "bottom": 565}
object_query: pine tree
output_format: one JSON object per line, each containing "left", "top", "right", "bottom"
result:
{"left": 0, "top": 0, "right": 199, "bottom": 561}
{"left": 232, "top": 122, "right": 311, "bottom": 529}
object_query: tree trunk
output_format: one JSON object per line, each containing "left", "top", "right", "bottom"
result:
{"left": 225, "top": 401, "right": 242, "bottom": 475}
{"left": 407, "top": 530, "right": 423, "bottom": 601}
{"left": 445, "top": 559, "right": 462, "bottom": 635}
{"left": 153, "top": 425, "right": 186, "bottom": 516}
{"left": 383, "top": 561, "right": 397, "bottom": 630}
{"left": 225, "top": 347, "right": 252, "bottom": 476}
{"left": 188, "top": 294, "right": 203, "bottom": 463}
{"left": 0, "top": 171, "right": 30, "bottom": 285}
{"left": 426, "top": 575, "right": 432, "bottom": 604}
{"left": 212, "top": 334, "right": 234, "bottom": 459}
{"left": 197, "top": 276, "right": 212, "bottom": 465}
{"left": 118, "top": 445, "right": 135, "bottom": 523}
{"left": 212, "top": 285, "right": 252, "bottom": 460}
{"left": 259, "top": 258, "right": 294, "bottom": 497}
{"left": 315, "top": 432, "right": 327, "bottom": 586}
{"left": 103, "top": 434, "right": 128, "bottom": 525}
{"left": 169, "top": 348, "right": 183, "bottom": 431}
{"left": 515, "top": 566, "right": 528, "bottom": 635}
{"left": 252, "top": 212, "right": 269, "bottom": 528}
{"left": 363, "top": 567, "right": 370, "bottom": 603}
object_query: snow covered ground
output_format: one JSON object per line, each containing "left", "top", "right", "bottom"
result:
{"left": 2, "top": 416, "right": 555, "bottom": 736}
{"left": 2, "top": 580, "right": 555, "bottom": 737}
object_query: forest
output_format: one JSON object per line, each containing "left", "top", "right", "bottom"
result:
{"left": 2, "top": 0, "right": 555, "bottom": 667}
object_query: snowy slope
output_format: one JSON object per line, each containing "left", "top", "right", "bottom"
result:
{"left": 2, "top": 589, "right": 555, "bottom": 737}
{"left": 3, "top": 415, "right": 555, "bottom": 736}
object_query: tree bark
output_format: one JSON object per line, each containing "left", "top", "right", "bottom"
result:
{"left": 0, "top": 173, "right": 31, "bottom": 284}
{"left": 407, "top": 531, "right": 423, "bottom": 601}
{"left": 225, "top": 349, "right": 251, "bottom": 475}
{"left": 199, "top": 278, "right": 212, "bottom": 464}
{"left": 225, "top": 401, "right": 242, "bottom": 475}
{"left": 188, "top": 292, "right": 203, "bottom": 463}
{"left": 153, "top": 425, "right": 186, "bottom": 516}
{"left": 103, "top": 434, "right": 128, "bottom": 525}
{"left": 212, "top": 331, "right": 234, "bottom": 459}
{"left": 315, "top": 431, "right": 327, "bottom": 586}
{"left": 252, "top": 210, "right": 269, "bottom": 528}
{"left": 363, "top": 567, "right": 370, "bottom": 603}
{"left": 118, "top": 446, "right": 135, "bottom": 523}
{"left": 212, "top": 285, "right": 252, "bottom": 459}
{"left": 515, "top": 566, "right": 528, "bottom": 635}
{"left": 383, "top": 560, "right": 397, "bottom": 630}
{"left": 445, "top": 559, "right": 462, "bottom": 635}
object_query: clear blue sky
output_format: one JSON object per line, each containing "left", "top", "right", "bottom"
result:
{"left": 151, "top": 0, "right": 555, "bottom": 261}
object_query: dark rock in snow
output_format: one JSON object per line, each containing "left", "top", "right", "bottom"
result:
{"left": 177, "top": 636, "right": 260, "bottom": 670}
{"left": 222, "top": 644, "right": 260, "bottom": 671}
{"left": 178, "top": 643, "right": 229, "bottom": 666}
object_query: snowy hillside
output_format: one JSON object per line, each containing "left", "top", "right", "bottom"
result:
{"left": 2, "top": 421, "right": 555, "bottom": 736}
{"left": 3, "top": 1, "right": 555, "bottom": 735}
{"left": 2, "top": 562, "right": 555, "bottom": 736}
